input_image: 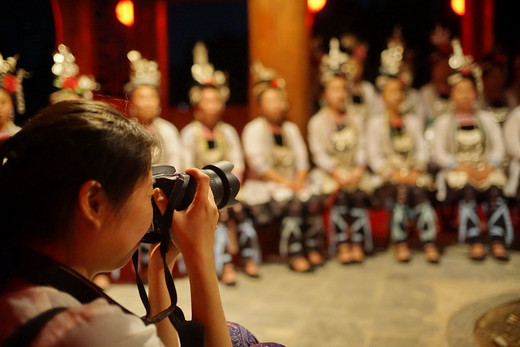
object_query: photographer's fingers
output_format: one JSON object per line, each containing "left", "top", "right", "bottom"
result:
{"left": 184, "top": 168, "right": 218, "bottom": 211}
{"left": 171, "top": 169, "right": 218, "bottom": 260}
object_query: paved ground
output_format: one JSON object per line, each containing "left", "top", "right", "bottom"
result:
{"left": 107, "top": 244, "right": 520, "bottom": 347}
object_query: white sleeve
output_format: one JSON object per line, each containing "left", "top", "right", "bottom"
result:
{"left": 418, "top": 84, "right": 435, "bottom": 121}
{"left": 362, "top": 81, "right": 378, "bottom": 116}
{"left": 308, "top": 112, "right": 335, "bottom": 172}
{"left": 180, "top": 124, "right": 197, "bottom": 170}
{"left": 505, "top": 109, "right": 520, "bottom": 159}
{"left": 366, "top": 116, "right": 385, "bottom": 173}
{"left": 286, "top": 122, "right": 309, "bottom": 171}
{"left": 242, "top": 119, "right": 271, "bottom": 175}
{"left": 352, "top": 115, "right": 367, "bottom": 167}
{"left": 432, "top": 114, "right": 456, "bottom": 168}
{"left": 481, "top": 113, "right": 505, "bottom": 166}
{"left": 156, "top": 119, "right": 184, "bottom": 171}
{"left": 222, "top": 124, "right": 245, "bottom": 174}
{"left": 36, "top": 299, "right": 165, "bottom": 347}
{"left": 408, "top": 115, "right": 429, "bottom": 166}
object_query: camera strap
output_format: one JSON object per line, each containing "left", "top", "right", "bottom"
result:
{"left": 134, "top": 177, "right": 204, "bottom": 346}
{"left": 134, "top": 176, "right": 184, "bottom": 324}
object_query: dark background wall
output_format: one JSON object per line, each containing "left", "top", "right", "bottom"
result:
{"left": 1, "top": 0, "right": 519, "bottom": 126}
{"left": 312, "top": 0, "right": 520, "bottom": 88}
{"left": 167, "top": 2, "right": 248, "bottom": 106}
{"left": 0, "top": 0, "right": 56, "bottom": 125}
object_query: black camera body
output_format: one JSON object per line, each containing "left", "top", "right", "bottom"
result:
{"left": 141, "top": 161, "right": 240, "bottom": 244}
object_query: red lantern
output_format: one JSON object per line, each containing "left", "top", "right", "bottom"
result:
{"left": 451, "top": 0, "right": 465, "bottom": 16}
{"left": 307, "top": 0, "right": 327, "bottom": 14}
{"left": 116, "top": 0, "right": 135, "bottom": 27}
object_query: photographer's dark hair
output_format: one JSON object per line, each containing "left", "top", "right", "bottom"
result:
{"left": 0, "top": 100, "right": 157, "bottom": 249}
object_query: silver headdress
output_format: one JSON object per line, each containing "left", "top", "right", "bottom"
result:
{"left": 319, "top": 38, "right": 349, "bottom": 85}
{"left": 251, "top": 61, "right": 286, "bottom": 98}
{"left": 0, "top": 54, "right": 28, "bottom": 114}
{"left": 124, "top": 50, "right": 161, "bottom": 94}
{"left": 447, "top": 39, "right": 483, "bottom": 95}
{"left": 51, "top": 44, "right": 99, "bottom": 100}
{"left": 340, "top": 34, "right": 368, "bottom": 62}
{"left": 189, "top": 41, "right": 229, "bottom": 104}
{"left": 375, "top": 29, "right": 405, "bottom": 90}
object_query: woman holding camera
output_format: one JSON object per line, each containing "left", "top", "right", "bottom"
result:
{"left": 0, "top": 101, "right": 232, "bottom": 346}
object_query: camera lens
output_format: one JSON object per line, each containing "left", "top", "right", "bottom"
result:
{"left": 151, "top": 161, "right": 240, "bottom": 211}
{"left": 144, "top": 161, "right": 240, "bottom": 244}
{"left": 175, "top": 161, "right": 240, "bottom": 211}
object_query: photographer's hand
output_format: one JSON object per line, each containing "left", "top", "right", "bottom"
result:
{"left": 171, "top": 168, "right": 232, "bottom": 347}
{"left": 149, "top": 188, "right": 181, "bottom": 269}
{"left": 146, "top": 188, "right": 182, "bottom": 347}
{"left": 170, "top": 169, "right": 219, "bottom": 258}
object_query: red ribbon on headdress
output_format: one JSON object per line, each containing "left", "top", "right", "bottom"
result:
{"left": 62, "top": 76, "right": 79, "bottom": 91}
{"left": 2, "top": 75, "right": 18, "bottom": 94}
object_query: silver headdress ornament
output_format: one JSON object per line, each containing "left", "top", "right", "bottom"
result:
{"left": 319, "top": 38, "right": 350, "bottom": 85}
{"left": 124, "top": 50, "right": 161, "bottom": 94}
{"left": 376, "top": 31, "right": 405, "bottom": 90}
{"left": 251, "top": 61, "right": 286, "bottom": 98}
{"left": 447, "top": 39, "right": 483, "bottom": 95}
{"left": 0, "top": 54, "right": 28, "bottom": 114}
{"left": 52, "top": 44, "right": 99, "bottom": 100}
{"left": 340, "top": 34, "right": 368, "bottom": 61}
{"left": 189, "top": 41, "right": 229, "bottom": 104}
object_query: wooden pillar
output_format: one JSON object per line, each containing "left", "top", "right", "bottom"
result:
{"left": 56, "top": 0, "right": 95, "bottom": 74}
{"left": 461, "top": 0, "right": 494, "bottom": 60}
{"left": 461, "top": 0, "right": 475, "bottom": 58}
{"left": 482, "top": 0, "right": 494, "bottom": 55}
{"left": 155, "top": 0, "right": 170, "bottom": 121}
{"left": 248, "top": 0, "right": 310, "bottom": 134}
{"left": 130, "top": 0, "right": 171, "bottom": 121}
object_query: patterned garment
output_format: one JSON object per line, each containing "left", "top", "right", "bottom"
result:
{"left": 227, "top": 322, "right": 285, "bottom": 347}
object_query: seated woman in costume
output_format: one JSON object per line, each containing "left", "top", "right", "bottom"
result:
{"left": 433, "top": 39, "right": 513, "bottom": 261}
{"left": 181, "top": 42, "right": 261, "bottom": 285}
{"left": 308, "top": 38, "right": 374, "bottom": 265}
{"left": 241, "top": 62, "right": 325, "bottom": 273}
{"left": 367, "top": 40, "right": 439, "bottom": 263}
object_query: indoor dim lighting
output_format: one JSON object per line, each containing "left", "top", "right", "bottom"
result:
{"left": 308, "top": 0, "right": 327, "bottom": 14}
{"left": 115, "top": 0, "right": 134, "bottom": 27}
{"left": 451, "top": 0, "right": 465, "bottom": 16}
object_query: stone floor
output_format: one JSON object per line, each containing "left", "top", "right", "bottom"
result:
{"left": 107, "top": 244, "right": 520, "bottom": 347}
